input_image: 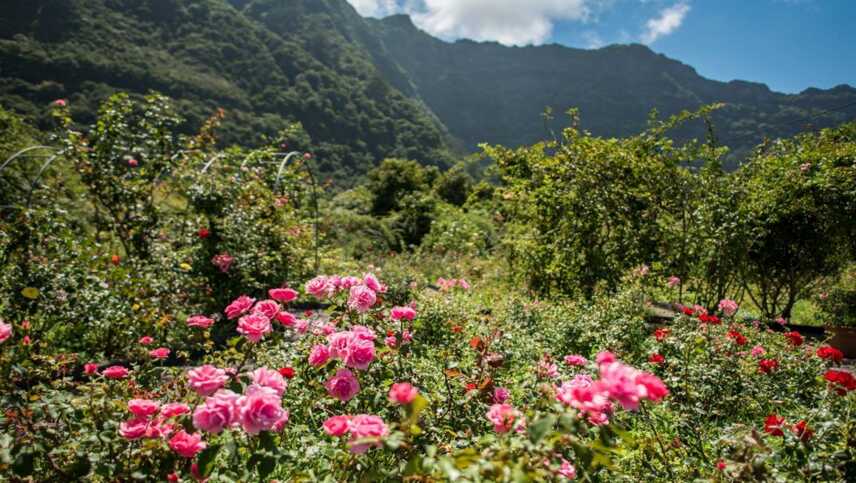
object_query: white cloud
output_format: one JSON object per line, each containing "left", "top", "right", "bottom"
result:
{"left": 581, "top": 31, "right": 605, "bottom": 48}
{"left": 347, "top": 0, "right": 401, "bottom": 17}
{"left": 347, "top": 0, "right": 611, "bottom": 46}
{"left": 640, "top": 2, "right": 690, "bottom": 44}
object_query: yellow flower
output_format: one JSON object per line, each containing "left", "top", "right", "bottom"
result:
{"left": 179, "top": 263, "right": 192, "bottom": 271}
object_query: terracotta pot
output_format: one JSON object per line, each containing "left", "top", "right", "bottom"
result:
{"left": 827, "top": 326, "right": 856, "bottom": 359}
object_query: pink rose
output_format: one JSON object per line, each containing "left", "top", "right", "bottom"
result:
{"left": 351, "top": 325, "right": 376, "bottom": 341}
{"left": 309, "top": 344, "right": 331, "bottom": 367}
{"left": 128, "top": 399, "right": 160, "bottom": 418}
{"left": 149, "top": 347, "right": 170, "bottom": 360}
{"left": 144, "top": 418, "right": 174, "bottom": 439}
{"left": 119, "top": 418, "right": 149, "bottom": 440}
{"left": 187, "top": 315, "right": 214, "bottom": 329}
{"left": 252, "top": 300, "right": 280, "bottom": 319}
{"left": 718, "top": 299, "right": 739, "bottom": 317}
{"left": 211, "top": 253, "right": 234, "bottom": 273}
{"left": 564, "top": 355, "right": 588, "bottom": 367}
{"left": 667, "top": 276, "right": 681, "bottom": 288}
{"left": 388, "top": 382, "right": 418, "bottom": 405}
{"left": 224, "top": 295, "right": 255, "bottom": 320}
{"left": 237, "top": 313, "right": 272, "bottom": 343}
{"left": 347, "top": 414, "right": 388, "bottom": 454}
{"left": 325, "top": 368, "right": 360, "bottom": 401}
{"left": 323, "top": 415, "right": 351, "bottom": 436}
{"left": 751, "top": 345, "right": 766, "bottom": 357}
{"left": 402, "top": 330, "right": 413, "bottom": 344}
{"left": 237, "top": 385, "right": 286, "bottom": 434}
{"left": 187, "top": 365, "right": 230, "bottom": 396}
{"left": 269, "top": 288, "right": 298, "bottom": 303}
{"left": 363, "top": 273, "right": 382, "bottom": 292}
{"left": 193, "top": 390, "right": 239, "bottom": 433}
{"left": 103, "top": 365, "right": 129, "bottom": 379}
{"left": 0, "top": 321, "right": 12, "bottom": 343}
{"left": 595, "top": 351, "right": 616, "bottom": 365}
{"left": 139, "top": 336, "right": 154, "bottom": 345}
{"left": 305, "top": 276, "right": 333, "bottom": 298}
{"left": 169, "top": 430, "right": 207, "bottom": 458}
{"left": 493, "top": 387, "right": 510, "bottom": 404}
{"left": 339, "top": 276, "right": 361, "bottom": 290}
{"left": 84, "top": 363, "right": 99, "bottom": 375}
{"left": 160, "top": 403, "right": 190, "bottom": 419}
{"left": 385, "top": 335, "right": 397, "bottom": 348}
{"left": 52, "top": 99, "right": 67, "bottom": 107}
{"left": 275, "top": 311, "right": 297, "bottom": 326}
{"left": 486, "top": 404, "right": 521, "bottom": 433}
{"left": 343, "top": 338, "right": 375, "bottom": 371}
{"left": 558, "top": 459, "right": 577, "bottom": 480}
{"left": 327, "top": 331, "right": 354, "bottom": 359}
{"left": 390, "top": 306, "right": 417, "bottom": 321}
{"left": 347, "top": 285, "right": 377, "bottom": 313}
{"left": 249, "top": 367, "right": 287, "bottom": 397}
{"left": 272, "top": 410, "right": 290, "bottom": 432}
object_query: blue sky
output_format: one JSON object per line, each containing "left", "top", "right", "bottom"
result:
{"left": 346, "top": 0, "right": 855, "bottom": 94}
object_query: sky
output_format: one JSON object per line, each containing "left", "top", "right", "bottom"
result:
{"left": 345, "top": 0, "right": 855, "bottom": 94}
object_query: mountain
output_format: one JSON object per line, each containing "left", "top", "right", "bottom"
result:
{"left": 366, "top": 14, "right": 856, "bottom": 162}
{"left": 1, "top": 0, "right": 854, "bottom": 177}
{"left": 0, "top": 0, "right": 454, "bottom": 180}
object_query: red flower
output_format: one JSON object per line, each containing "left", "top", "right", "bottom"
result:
{"left": 816, "top": 345, "right": 843, "bottom": 363}
{"left": 680, "top": 305, "right": 694, "bottom": 316}
{"left": 791, "top": 420, "right": 813, "bottom": 442}
{"left": 111, "top": 255, "right": 121, "bottom": 266}
{"left": 465, "top": 382, "right": 477, "bottom": 393}
{"left": 784, "top": 331, "right": 803, "bottom": 347}
{"left": 451, "top": 325, "right": 463, "bottom": 334}
{"left": 763, "top": 414, "right": 785, "bottom": 436}
{"left": 469, "top": 336, "right": 482, "bottom": 350}
{"left": 699, "top": 313, "right": 721, "bottom": 325}
{"left": 758, "top": 358, "right": 779, "bottom": 374}
{"left": 824, "top": 369, "right": 856, "bottom": 395}
{"left": 726, "top": 329, "right": 747, "bottom": 346}
{"left": 716, "top": 460, "right": 726, "bottom": 471}
{"left": 278, "top": 367, "right": 295, "bottom": 379}
{"left": 654, "top": 327, "right": 670, "bottom": 341}
{"left": 198, "top": 227, "right": 210, "bottom": 239}
{"left": 648, "top": 353, "right": 665, "bottom": 365}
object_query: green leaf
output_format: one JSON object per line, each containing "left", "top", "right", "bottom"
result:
{"left": 257, "top": 455, "right": 277, "bottom": 478}
{"left": 197, "top": 443, "right": 220, "bottom": 477}
{"left": 528, "top": 415, "right": 556, "bottom": 443}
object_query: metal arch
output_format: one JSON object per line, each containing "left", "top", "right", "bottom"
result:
{"left": 25, "top": 153, "right": 62, "bottom": 208}
{"left": 201, "top": 152, "right": 228, "bottom": 173}
{"left": 0, "top": 146, "right": 57, "bottom": 174}
{"left": 271, "top": 151, "right": 320, "bottom": 274}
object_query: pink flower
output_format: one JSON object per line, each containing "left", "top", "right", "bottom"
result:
{"left": 187, "top": 365, "right": 230, "bottom": 397}
{"left": 272, "top": 410, "right": 290, "bottom": 432}
{"left": 119, "top": 418, "right": 149, "bottom": 440}
{"left": 224, "top": 295, "right": 255, "bottom": 320}
{"left": 537, "top": 359, "right": 559, "bottom": 379}
{"left": 486, "top": 404, "right": 521, "bottom": 433}
{"left": 718, "top": 299, "right": 739, "bottom": 317}
{"left": 325, "top": 368, "right": 361, "bottom": 401}
{"left": 351, "top": 325, "right": 377, "bottom": 341}
{"left": 635, "top": 373, "right": 669, "bottom": 402}
{"left": 149, "top": 347, "right": 170, "bottom": 360}
{"left": 595, "top": 351, "right": 616, "bottom": 365}
{"left": 347, "top": 285, "right": 377, "bottom": 313}
{"left": 305, "top": 276, "right": 334, "bottom": 298}
{"left": 252, "top": 300, "right": 280, "bottom": 319}
{"left": 237, "top": 313, "right": 272, "bottom": 343}
{"left": 388, "top": 382, "right": 418, "bottom": 405}
{"left": 343, "top": 338, "right": 376, "bottom": 371}
{"left": 558, "top": 459, "right": 577, "bottom": 480}
{"left": 169, "top": 431, "right": 207, "bottom": 458}
{"left": 323, "top": 415, "right": 352, "bottom": 436}
{"left": 0, "top": 321, "right": 11, "bottom": 343}
{"left": 275, "top": 311, "right": 297, "bottom": 326}
{"left": 309, "top": 344, "right": 331, "bottom": 367}
{"left": 327, "top": 331, "right": 352, "bottom": 359}
{"left": 390, "top": 306, "right": 417, "bottom": 321}
{"left": 160, "top": 403, "right": 190, "bottom": 419}
{"left": 128, "top": 399, "right": 160, "bottom": 418}
{"left": 385, "top": 335, "right": 397, "bottom": 348}
{"left": 338, "top": 276, "right": 361, "bottom": 290}
{"left": 598, "top": 362, "right": 644, "bottom": 411}
{"left": 84, "top": 363, "right": 99, "bottom": 375}
{"left": 751, "top": 345, "right": 766, "bottom": 357}
{"left": 402, "top": 330, "right": 413, "bottom": 344}
{"left": 187, "top": 315, "right": 214, "bottom": 329}
{"left": 237, "top": 385, "right": 286, "bottom": 434}
{"left": 249, "top": 367, "right": 287, "bottom": 397}
{"left": 269, "top": 288, "right": 298, "bottom": 303}
{"left": 103, "top": 365, "right": 129, "bottom": 379}
{"left": 52, "top": 99, "right": 67, "bottom": 107}
{"left": 144, "top": 418, "right": 174, "bottom": 439}
{"left": 211, "top": 252, "right": 234, "bottom": 273}
{"left": 363, "top": 273, "right": 383, "bottom": 292}
{"left": 139, "top": 336, "right": 154, "bottom": 345}
{"left": 564, "top": 355, "right": 588, "bottom": 367}
{"left": 347, "top": 415, "right": 388, "bottom": 453}
{"left": 493, "top": 387, "right": 510, "bottom": 404}
{"left": 193, "top": 390, "right": 239, "bottom": 434}
{"left": 667, "top": 276, "right": 681, "bottom": 288}
{"left": 295, "top": 319, "right": 309, "bottom": 333}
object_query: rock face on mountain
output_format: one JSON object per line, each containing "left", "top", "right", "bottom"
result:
{"left": 1, "top": 0, "right": 854, "bottom": 176}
